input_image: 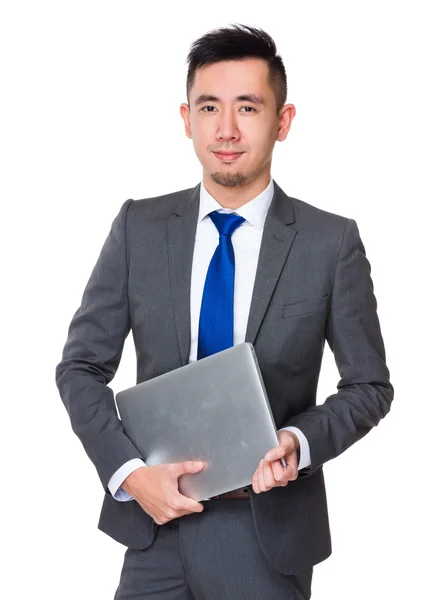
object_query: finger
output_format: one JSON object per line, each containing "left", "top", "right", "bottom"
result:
{"left": 283, "top": 454, "right": 298, "bottom": 481}
{"left": 272, "top": 458, "right": 287, "bottom": 482}
{"left": 175, "top": 492, "right": 204, "bottom": 513}
{"left": 189, "top": 502, "right": 204, "bottom": 513}
{"left": 252, "top": 467, "right": 260, "bottom": 493}
{"left": 262, "top": 459, "right": 276, "bottom": 489}
{"left": 257, "top": 460, "right": 267, "bottom": 492}
{"left": 266, "top": 460, "right": 288, "bottom": 488}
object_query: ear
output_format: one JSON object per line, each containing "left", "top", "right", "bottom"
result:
{"left": 180, "top": 103, "right": 192, "bottom": 139}
{"left": 276, "top": 103, "right": 296, "bottom": 142}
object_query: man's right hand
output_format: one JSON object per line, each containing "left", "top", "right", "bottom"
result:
{"left": 121, "top": 461, "right": 205, "bottom": 525}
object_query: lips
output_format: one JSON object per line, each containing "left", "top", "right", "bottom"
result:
{"left": 214, "top": 151, "right": 244, "bottom": 161}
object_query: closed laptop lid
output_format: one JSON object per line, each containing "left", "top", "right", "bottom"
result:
{"left": 115, "top": 342, "right": 281, "bottom": 501}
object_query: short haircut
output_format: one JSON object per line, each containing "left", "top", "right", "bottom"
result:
{"left": 186, "top": 23, "right": 287, "bottom": 116}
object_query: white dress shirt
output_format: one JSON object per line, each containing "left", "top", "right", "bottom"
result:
{"left": 108, "top": 177, "right": 311, "bottom": 501}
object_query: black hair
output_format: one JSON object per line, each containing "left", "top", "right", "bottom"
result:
{"left": 186, "top": 23, "right": 287, "bottom": 116}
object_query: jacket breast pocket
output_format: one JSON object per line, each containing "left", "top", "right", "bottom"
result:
{"left": 282, "top": 293, "right": 330, "bottom": 319}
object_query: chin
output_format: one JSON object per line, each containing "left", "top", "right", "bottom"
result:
{"left": 209, "top": 171, "right": 248, "bottom": 187}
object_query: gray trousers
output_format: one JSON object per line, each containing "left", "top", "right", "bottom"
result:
{"left": 114, "top": 498, "right": 313, "bottom": 599}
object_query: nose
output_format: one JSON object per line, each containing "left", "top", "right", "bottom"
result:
{"left": 216, "top": 108, "right": 241, "bottom": 142}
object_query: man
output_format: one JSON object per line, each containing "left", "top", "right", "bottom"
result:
{"left": 55, "top": 23, "right": 394, "bottom": 599}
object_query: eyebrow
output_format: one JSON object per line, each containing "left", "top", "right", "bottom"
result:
{"left": 194, "top": 94, "right": 265, "bottom": 107}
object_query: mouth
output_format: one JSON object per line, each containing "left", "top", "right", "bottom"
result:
{"left": 213, "top": 151, "right": 244, "bottom": 162}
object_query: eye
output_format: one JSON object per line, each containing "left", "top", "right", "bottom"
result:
{"left": 199, "top": 106, "right": 257, "bottom": 113}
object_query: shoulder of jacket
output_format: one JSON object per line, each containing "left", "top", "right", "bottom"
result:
{"left": 125, "top": 186, "right": 194, "bottom": 220}
{"left": 291, "top": 196, "right": 352, "bottom": 232}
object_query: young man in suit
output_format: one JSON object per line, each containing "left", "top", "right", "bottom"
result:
{"left": 55, "top": 23, "right": 394, "bottom": 599}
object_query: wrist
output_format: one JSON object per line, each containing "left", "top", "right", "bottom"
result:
{"left": 281, "top": 429, "right": 300, "bottom": 450}
{"left": 121, "top": 465, "right": 148, "bottom": 495}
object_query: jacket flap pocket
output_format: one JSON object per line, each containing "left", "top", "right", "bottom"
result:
{"left": 282, "top": 294, "right": 330, "bottom": 318}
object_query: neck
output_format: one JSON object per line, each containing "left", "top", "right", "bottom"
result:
{"left": 202, "top": 169, "right": 271, "bottom": 210}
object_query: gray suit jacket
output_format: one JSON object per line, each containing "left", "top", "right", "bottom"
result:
{"left": 55, "top": 180, "right": 393, "bottom": 575}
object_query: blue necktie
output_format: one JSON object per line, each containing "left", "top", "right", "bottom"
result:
{"left": 197, "top": 211, "right": 246, "bottom": 360}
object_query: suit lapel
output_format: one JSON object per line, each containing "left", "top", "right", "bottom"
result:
{"left": 244, "top": 180, "right": 297, "bottom": 345}
{"left": 167, "top": 184, "right": 201, "bottom": 367}
{"left": 167, "top": 180, "right": 298, "bottom": 366}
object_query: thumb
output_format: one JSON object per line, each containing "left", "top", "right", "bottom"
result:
{"left": 264, "top": 445, "right": 287, "bottom": 461}
{"left": 175, "top": 460, "right": 205, "bottom": 475}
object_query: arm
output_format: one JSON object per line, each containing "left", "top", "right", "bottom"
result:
{"left": 283, "top": 218, "right": 394, "bottom": 473}
{"left": 55, "top": 199, "right": 145, "bottom": 492}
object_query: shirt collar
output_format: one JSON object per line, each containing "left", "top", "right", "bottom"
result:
{"left": 198, "top": 177, "right": 274, "bottom": 231}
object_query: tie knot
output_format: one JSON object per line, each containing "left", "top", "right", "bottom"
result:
{"left": 209, "top": 211, "right": 246, "bottom": 237}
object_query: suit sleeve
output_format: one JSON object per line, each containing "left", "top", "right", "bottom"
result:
{"left": 55, "top": 199, "right": 144, "bottom": 492}
{"left": 284, "top": 218, "right": 394, "bottom": 473}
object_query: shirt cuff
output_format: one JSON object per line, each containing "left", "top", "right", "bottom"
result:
{"left": 279, "top": 426, "right": 311, "bottom": 470}
{"left": 107, "top": 458, "right": 148, "bottom": 501}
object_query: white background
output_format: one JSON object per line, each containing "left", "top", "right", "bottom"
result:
{"left": 1, "top": 1, "right": 436, "bottom": 598}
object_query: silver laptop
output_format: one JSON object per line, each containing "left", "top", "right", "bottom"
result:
{"left": 115, "top": 342, "right": 283, "bottom": 501}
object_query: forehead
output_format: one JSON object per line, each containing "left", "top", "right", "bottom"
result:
{"left": 190, "top": 58, "right": 271, "bottom": 98}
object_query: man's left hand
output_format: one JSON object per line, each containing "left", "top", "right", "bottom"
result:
{"left": 251, "top": 430, "right": 300, "bottom": 494}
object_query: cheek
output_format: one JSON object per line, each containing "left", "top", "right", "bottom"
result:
{"left": 191, "top": 117, "right": 214, "bottom": 138}
{"left": 191, "top": 130, "right": 214, "bottom": 155}
{"left": 192, "top": 141, "right": 214, "bottom": 168}
{"left": 244, "top": 127, "right": 275, "bottom": 152}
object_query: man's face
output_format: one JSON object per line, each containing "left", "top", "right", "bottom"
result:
{"left": 180, "top": 58, "right": 295, "bottom": 188}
